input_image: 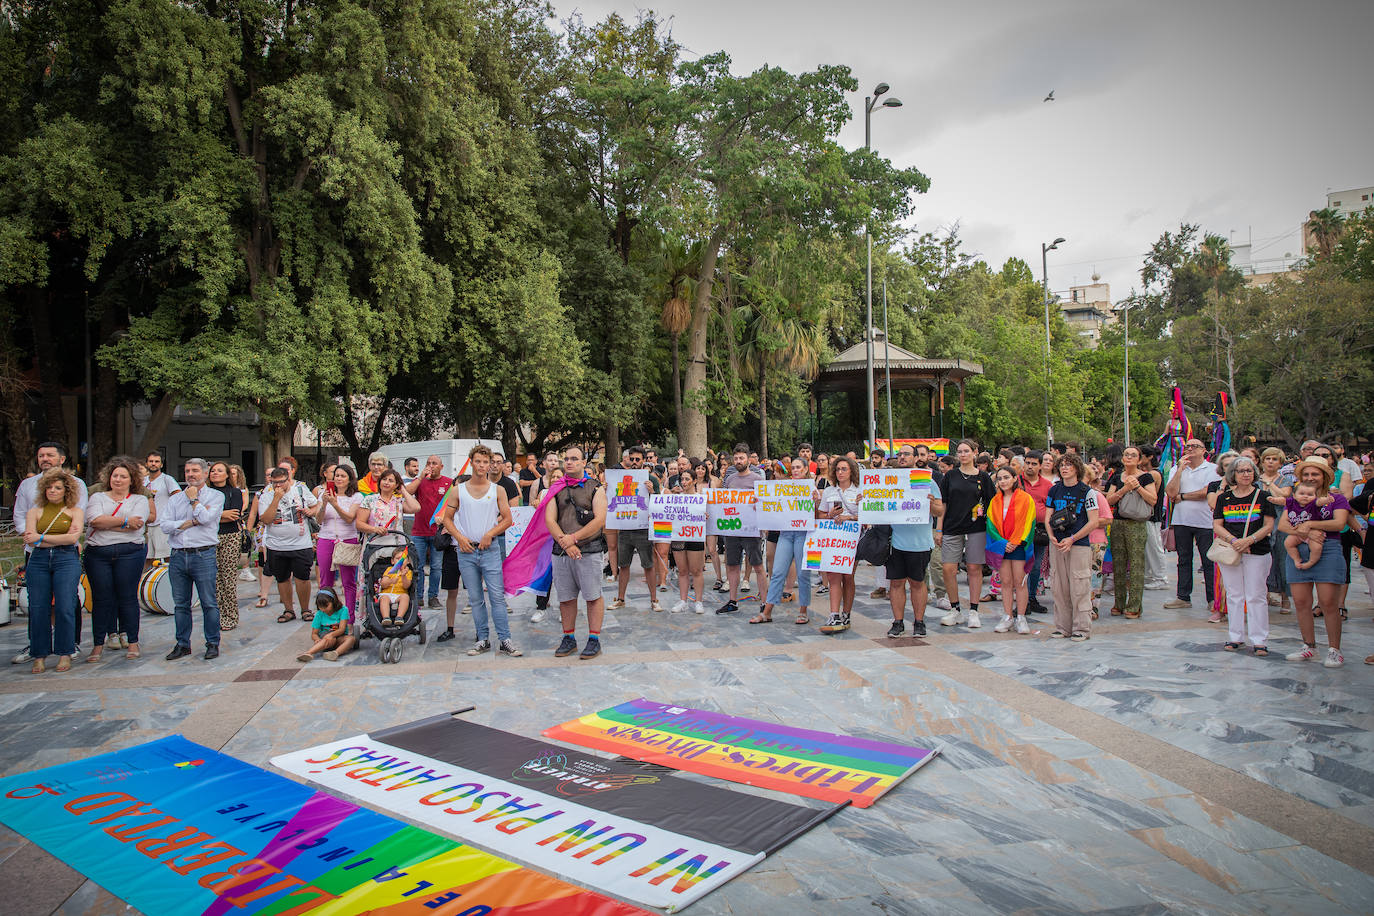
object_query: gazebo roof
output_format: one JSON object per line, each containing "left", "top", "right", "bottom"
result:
{"left": 815, "top": 338, "right": 983, "bottom": 392}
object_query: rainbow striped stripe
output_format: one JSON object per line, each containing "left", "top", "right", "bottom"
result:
{"left": 874, "top": 438, "right": 949, "bottom": 456}
{"left": 1222, "top": 504, "right": 1262, "bottom": 523}
{"left": 652, "top": 520, "right": 673, "bottom": 537}
{"left": 805, "top": 549, "right": 823, "bottom": 569}
{"left": 909, "top": 468, "right": 932, "bottom": 486}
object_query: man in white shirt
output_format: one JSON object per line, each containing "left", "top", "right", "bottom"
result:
{"left": 143, "top": 450, "right": 180, "bottom": 568}
{"left": 1163, "top": 438, "right": 1222, "bottom": 611}
{"left": 11, "top": 441, "right": 89, "bottom": 664}
{"left": 258, "top": 466, "right": 319, "bottom": 620}
{"left": 161, "top": 458, "right": 225, "bottom": 660}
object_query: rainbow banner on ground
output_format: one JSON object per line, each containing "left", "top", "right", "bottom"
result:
{"left": 544, "top": 699, "right": 937, "bottom": 808}
{"left": 0, "top": 735, "right": 644, "bottom": 916}
{"left": 871, "top": 438, "right": 949, "bottom": 457}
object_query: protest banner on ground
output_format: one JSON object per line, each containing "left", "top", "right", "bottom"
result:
{"left": 275, "top": 715, "right": 836, "bottom": 911}
{"left": 804, "top": 520, "right": 862, "bottom": 574}
{"left": 0, "top": 734, "right": 647, "bottom": 916}
{"left": 606, "top": 468, "right": 650, "bottom": 530}
{"left": 505, "top": 505, "right": 535, "bottom": 551}
{"left": 753, "top": 480, "right": 816, "bottom": 532}
{"left": 859, "top": 468, "right": 933, "bottom": 525}
{"left": 706, "top": 487, "right": 758, "bottom": 538}
{"left": 545, "top": 699, "right": 938, "bottom": 809}
{"left": 649, "top": 493, "right": 707, "bottom": 542}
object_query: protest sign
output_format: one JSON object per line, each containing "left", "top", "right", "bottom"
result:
{"left": 706, "top": 487, "right": 759, "bottom": 538}
{"left": 859, "top": 468, "right": 932, "bottom": 525}
{"left": 606, "top": 468, "right": 650, "bottom": 530}
{"left": 754, "top": 480, "right": 816, "bottom": 532}
{"left": 504, "top": 505, "right": 535, "bottom": 550}
{"left": 649, "top": 493, "right": 707, "bottom": 542}
{"left": 804, "top": 519, "right": 861, "bottom": 574}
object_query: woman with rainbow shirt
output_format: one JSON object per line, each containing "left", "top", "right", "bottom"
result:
{"left": 987, "top": 466, "right": 1037, "bottom": 635}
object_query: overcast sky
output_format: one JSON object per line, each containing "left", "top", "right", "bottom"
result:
{"left": 553, "top": 0, "right": 1374, "bottom": 301}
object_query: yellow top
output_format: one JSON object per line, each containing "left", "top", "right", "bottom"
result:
{"left": 37, "top": 504, "right": 73, "bottom": 536}
{"left": 381, "top": 569, "right": 412, "bottom": 596}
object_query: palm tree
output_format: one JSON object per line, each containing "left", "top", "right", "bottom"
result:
{"left": 739, "top": 298, "right": 825, "bottom": 457}
{"left": 653, "top": 238, "right": 701, "bottom": 440}
{"left": 1305, "top": 208, "right": 1345, "bottom": 260}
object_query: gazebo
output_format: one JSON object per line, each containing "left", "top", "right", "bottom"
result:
{"left": 812, "top": 331, "right": 983, "bottom": 439}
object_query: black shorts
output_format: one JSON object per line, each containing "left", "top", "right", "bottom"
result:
{"left": 724, "top": 536, "right": 763, "bottom": 568}
{"left": 885, "top": 547, "right": 931, "bottom": 583}
{"left": 266, "top": 547, "right": 314, "bottom": 583}
{"left": 672, "top": 541, "right": 706, "bottom": 552}
{"left": 441, "top": 547, "right": 462, "bottom": 590}
{"left": 617, "top": 529, "right": 653, "bottom": 569}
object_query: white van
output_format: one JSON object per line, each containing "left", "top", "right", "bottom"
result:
{"left": 374, "top": 438, "right": 506, "bottom": 482}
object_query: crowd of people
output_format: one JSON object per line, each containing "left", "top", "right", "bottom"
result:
{"left": 10, "top": 434, "right": 1373, "bottom": 672}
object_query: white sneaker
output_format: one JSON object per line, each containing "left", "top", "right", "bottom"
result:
{"left": 740, "top": 582, "right": 752, "bottom": 593}
{"left": 607, "top": 598, "right": 625, "bottom": 610}
{"left": 462, "top": 604, "right": 472, "bottom": 614}
{"left": 651, "top": 600, "right": 664, "bottom": 613}
{"left": 1287, "top": 645, "right": 1317, "bottom": 661}
{"left": 529, "top": 609, "right": 546, "bottom": 623}
{"left": 966, "top": 612, "right": 981, "bottom": 629}
{"left": 935, "top": 597, "right": 952, "bottom": 611}
{"left": 238, "top": 570, "right": 256, "bottom": 582}
{"left": 1015, "top": 616, "right": 1031, "bottom": 635}
{"left": 10, "top": 647, "right": 32, "bottom": 664}
{"left": 671, "top": 600, "right": 689, "bottom": 614}
{"left": 1324, "top": 648, "right": 1344, "bottom": 668}
{"left": 940, "top": 609, "right": 964, "bottom": 627}
{"left": 693, "top": 601, "right": 705, "bottom": 614}
{"left": 993, "top": 615, "right": 1014, "bottom": 633}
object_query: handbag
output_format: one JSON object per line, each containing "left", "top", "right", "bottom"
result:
{"left": 1117, "top": 485, "right": 1153, "bottom": 521}
{"left": 855, "top": 525, "right": 892, "bottom": 566}
{"left": 1205, "top": 489, "right": 1260, "bottom": 567}
{"left": 331, "top": 540, "right": 363, "bottom": 570}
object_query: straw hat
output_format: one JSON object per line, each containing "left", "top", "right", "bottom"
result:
{"left": 1292, "top": 456, "right": 1334, "bottom": 488}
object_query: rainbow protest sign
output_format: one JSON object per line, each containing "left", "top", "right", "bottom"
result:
{"left": 0, "top": 735, "right": 645, "bottom": 915}
{"left": 860, "top": 470, "right": 933, "bottom": 525}
{"left": 802, "top": 520, "right": 861, "bottom": 574}
{"left": 544, "top": 699, "right": 937, "bottom": 808}
{"left": 648, "top": 494, "right": 707, "bottom": 542}
{"left": 606, "top": 469, "right": 650, "bottom": 530}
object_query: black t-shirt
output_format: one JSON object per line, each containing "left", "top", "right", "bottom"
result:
{"left": 941, "top": 468, "right": 995, "bottom": 535}
{"left": 518, "top": 468, "right": 538, "bottom": 498}
{"left": 211, "top": 483, "right": 243, "bottom": 535}
{"left": 1212, "top": 487, "right": 1276, "bottom": 554}
{"left": 1046, "top": 481, "right": 1098, "bottom": 545}
{"left": 1351, "top": 491, "right": 1373, "bottom": 569}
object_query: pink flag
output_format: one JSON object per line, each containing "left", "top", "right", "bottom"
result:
{"left": 502, "top": 476, "right": 583, "bottom": 595}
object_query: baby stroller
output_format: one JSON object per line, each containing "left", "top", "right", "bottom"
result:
{"left": 360, "top": 532, "right": 427, "bottom": 663}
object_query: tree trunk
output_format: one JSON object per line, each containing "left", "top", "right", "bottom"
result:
{"left": 133, "top": 393, "right": 177, "bottom": 461}
{"left": 681, "top": 227, "right": 727, "bottom": 457}
{"left": 28, "top": 286, "right": 67, "bottom": 442}
{"left": 670, "top": 332, "right": 683, "bottom": 439}
{"left": 91, "top": 306, "right": 120, "bottom": 470}
{"left": 0, "top": 341, "right": 34, "bottom": 487}
{"left": 759, "top": 371, "right": 768, "bottom": 458}
{"left": 603, "top": 418, "right": 620, "bottom": 468}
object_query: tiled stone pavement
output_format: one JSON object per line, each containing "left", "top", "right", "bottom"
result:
{"left": 0, "top": 566, "right": 1372, "bottom": 914}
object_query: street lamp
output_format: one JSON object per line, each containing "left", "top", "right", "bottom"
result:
{"left": 1117, "top": 297, "right": 1133, "bottom": 446}
{"left": 865, "top": 82, "right": 902, "bottom": 451}
{"left": 1041, "top": 237, "right": 1065, "bottom": 449}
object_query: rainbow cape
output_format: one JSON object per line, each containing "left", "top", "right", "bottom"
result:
{"left": 985, "top": 489, "right": 1036, "bottom": 556}
{"left": 502, "top": 475, "right": 583, "bottom": 596}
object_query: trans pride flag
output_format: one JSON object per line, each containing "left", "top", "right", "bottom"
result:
{"left": 985, "top": 489, "right": 1036, "bottom": 556}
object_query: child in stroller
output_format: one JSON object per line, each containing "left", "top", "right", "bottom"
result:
{"left": 360, "top": 532, "right": 427, "bottom": 663}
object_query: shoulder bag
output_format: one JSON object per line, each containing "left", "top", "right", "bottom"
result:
{"left": 1206, "top": 489, "right": 1260, "bottom": 567}
{"left": 1116, "top": 475, "right": 1154, "bottom": 521}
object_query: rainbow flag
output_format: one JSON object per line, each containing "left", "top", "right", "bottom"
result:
{"left": 386, "top": 547, "right": 409, "bottom": 575}
{"left": 985, "top": 489, "right": 1036, "bottom": 556}
{"left": 909, "top": 468, "right": 932, "bottom": 487}
{"left": 652, "top": 520, "right": 673, "bottom": 538}
{"left": 805, "top": 549, "right": 823, "bottom": 569}
{"left": 545, "top": 698, "right": 937, "bottom": 808}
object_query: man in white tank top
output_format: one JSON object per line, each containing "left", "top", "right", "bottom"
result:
{"left": 440, "top": 445, "right": 519, "bottom": 656}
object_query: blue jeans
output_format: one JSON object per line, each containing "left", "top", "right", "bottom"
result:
{"left": 412, "top": 535, "right": 444, "bottom": 601}
{"left": 766, "top": 531, "right": 812, "bottom": 607}
{"left": 170, "top": 547, "right": 221, "bottom": 648}
{"left": 457, "top": 546, "right": 510, "bottom": 642}
{"left": 27, "top": 545, "right": 80, "bottom": 657}
{"left": 1172, "top": 524, "right": 1216, "bottom": 605}
{"left": 84, "top": 542, "right": 147, "bottom": 645}
{"left": 1025, "top": 537, "right": 1048, "bottom": 602}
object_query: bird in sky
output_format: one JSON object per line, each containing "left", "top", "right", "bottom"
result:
{"left": 1044, "top": 90, "right": 1055, "bottom": 102}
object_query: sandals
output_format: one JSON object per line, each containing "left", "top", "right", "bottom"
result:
{"left": 1110, "top": 607, "right": 1124, "bottom": 616}
{"left": 255, "top": 597, "right": 269, "bottom": 608}
{"left": 1340, "top": 607, "right": 1348, "bottom": 621}
{"left": 748, "top": 606, "right": 774, "bottom": 624}
{"left": 301, "top": 609, "right": 315, "bottom": 622}
{"left": 713, "top": 580, "right": 724, "bottom": 591}
{"left": 794, "top": 611, "right": 809, "bottom": 625}
{"left": 30, "top": 660, "right": 44, "bottom": 674}
{"left": 782, "top": 592, "right": 794, "bottom": 603}
{"left": 54, "top": 656, "right": 72, "bottom": 672}
{"left": 1224, "top": 642, "right": 1242, "bottom": 651}
{"left": 85, "top": 649, "right": 103, "bottom": 664}
{"left": 1253, "top": 646, "right": 1268, "bottom": 657}
{"left": 277, "top": 610, "right": 297, "bottom": 623}
{"left": 125, "top": 646, "right": 141, "bottom": 659}
{"left": 1124, "top": 610, "right": 1141, "bottom": 619}
{"left": 1090, "top": 609, "right": 1100, "bottom": 620}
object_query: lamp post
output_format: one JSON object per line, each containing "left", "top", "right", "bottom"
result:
{"left": 1120, "top": 298, "right": 1132, "bottom": 446}
{"left": 865, "top": 82, "right": 902, "bottom": 450}
{"left": 1041, "top": 237, "right": 1065, "bottom": 449}
{"left": 882, "top": 276, "right": 894, "bottom": 444}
